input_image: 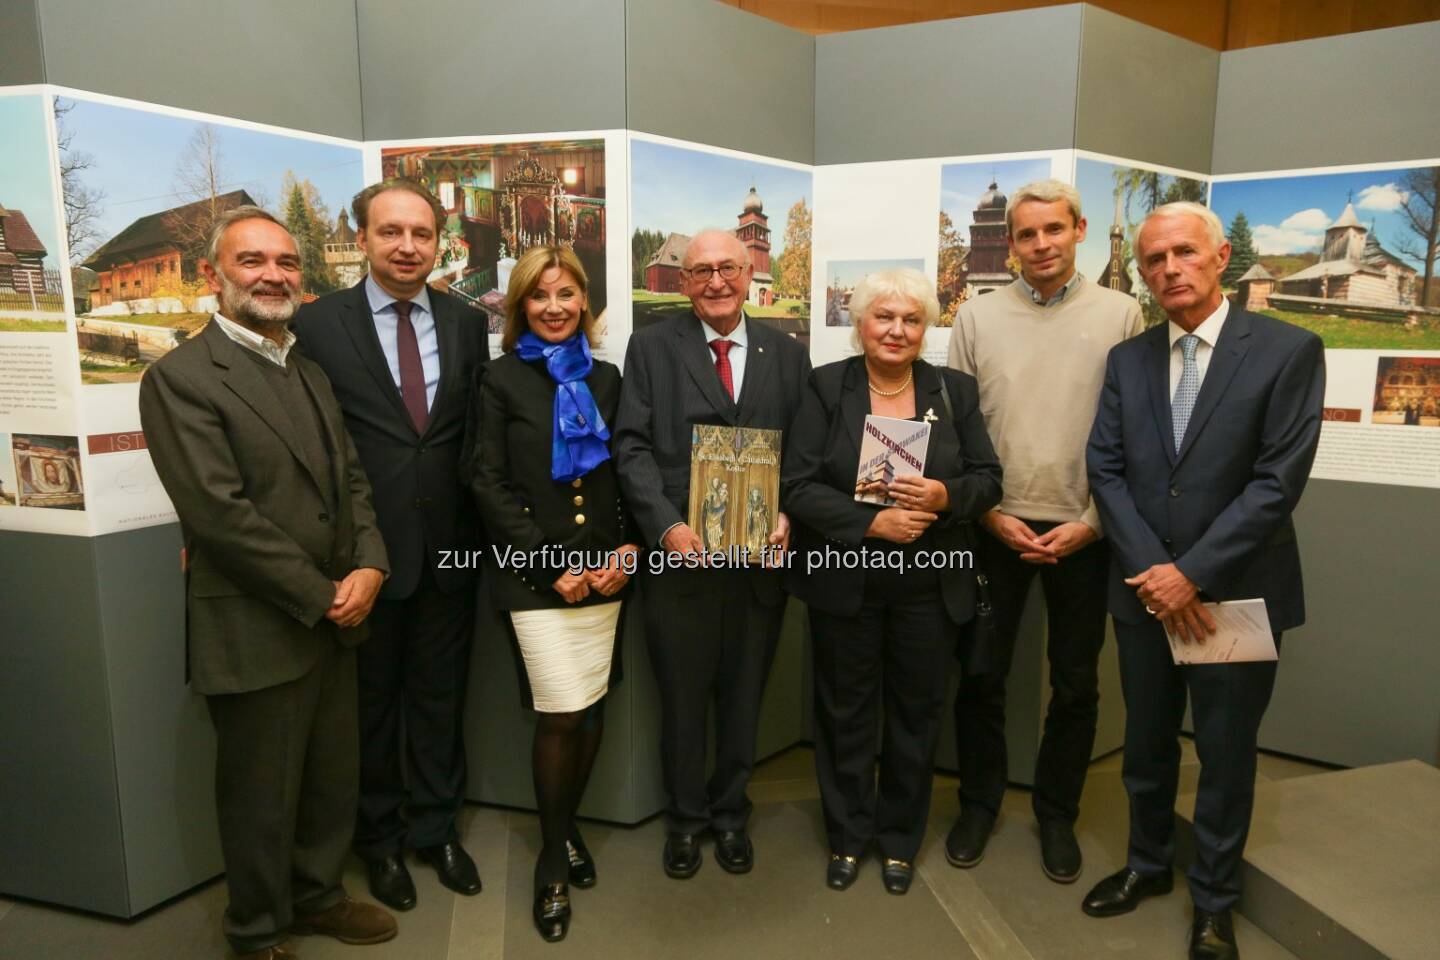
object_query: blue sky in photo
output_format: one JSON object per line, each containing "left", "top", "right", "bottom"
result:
{"left": 939, "top": 157, "right": 1052, "bottom": 231}
{"left": 826, "top": 258, "right": 924, "bottom": 288}
{"left": 57, "top": 96, "right": 363, "bottom": 250}
{"left": 630, "top": 139, "right": 813, "bottom": 255}
{"left": 1073, "top": 157, "right": 1208, "bottom": 283}
{"left": 0, "top": 95, "right": 64, "bottom": 269}
{"left": 1210, "top": 167, "right": 1433, "bottom": 266}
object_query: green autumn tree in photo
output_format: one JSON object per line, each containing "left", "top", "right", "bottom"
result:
{"left": 1223, "top": 211, "right": 1259, "bottom": 287}
{"left": 282, "top": 172, "right": 338, "bottom": 296}
{"left": 631, "top": 227, "right": 665, "bottom": 289}
{"left": 775, "top": 198, "right": 811, "bottom": 299}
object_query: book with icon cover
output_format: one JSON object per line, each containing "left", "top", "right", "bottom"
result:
{"left": 854, "top": 415, "right": 930, "bottom": 505}
{"left": 688, "top": 425, "right": 782, "bottom": 563}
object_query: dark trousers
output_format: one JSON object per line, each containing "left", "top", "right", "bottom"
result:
{"left": 642, "top": 564, "right": 785, "bottom": 835}
{"left": 354, "top": 566, "right": 476, "bottom": 860}
{"left": 955, "top": 522, "right": 1110, "bottom": 823}
{"left": 207, "top": 640, "right": 357, "bottom": 954}
{"left": 1115, "top": 619, "right": 1280, "bottom": 912}
{"left": 809, "top": 585, "right": 953, "bottom": 862}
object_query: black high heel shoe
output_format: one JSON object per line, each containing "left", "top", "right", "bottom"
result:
{"left": 533, "top": 882, "right": 570, "bottom": 942}
{"left": 567, "top": 830, "right": 597, "bottom": 888}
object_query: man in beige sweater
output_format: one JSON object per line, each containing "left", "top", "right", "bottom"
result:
{"left": 946, "top": 179, "right": 1143, "bottom": 884}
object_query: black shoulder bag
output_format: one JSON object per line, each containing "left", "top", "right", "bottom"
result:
{"left": 935, "top": 375, "right": 1001, "bottom": 675}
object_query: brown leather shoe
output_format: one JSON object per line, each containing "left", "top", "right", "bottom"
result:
{"left": 291, "top": 896, "right": 397, "bottom": 944}
{"left": 235, "top": 942, "right": 298, "bottom": 960}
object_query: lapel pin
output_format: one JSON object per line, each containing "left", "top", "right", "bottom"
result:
{"left": 758, "top": 346, "right": 764, "bottom": 353}
{"left": 923, "top": 408, "right": 938, "bottom": 423}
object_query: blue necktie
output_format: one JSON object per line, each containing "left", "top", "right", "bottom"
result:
{"left": 1172, "top": 334, "right": 1200, "bottom": 453}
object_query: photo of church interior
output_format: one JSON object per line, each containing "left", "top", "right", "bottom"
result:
{"left": 381, "top": 142, "right": 607, "bottom": 333}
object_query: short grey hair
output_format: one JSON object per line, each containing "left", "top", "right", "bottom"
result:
{"left": 205, "top": 205, "right": 287, "bottom": 264}
{"left": 1137, "top": 201, "right": 1225, "bottom": 257}
{"left": 848, "top": 267, "right": 940, "bottom": 351}
{"left": 680, "top": 228, "right": 750, "bottom": 269}
{"left": 1005, "top": 179, "right": 1082, "bottom": 235}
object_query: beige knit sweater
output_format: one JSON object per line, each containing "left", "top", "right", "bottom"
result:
{"left": 947, "top": 279, "right": 1143, "bottom": 535}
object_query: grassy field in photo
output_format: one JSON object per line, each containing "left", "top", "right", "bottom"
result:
{"left": 1263, "top": 309, "right": 1440, "bottom": 350}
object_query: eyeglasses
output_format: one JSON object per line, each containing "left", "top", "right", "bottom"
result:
{"left": 683, "top": 262, "right": 744, "bottom": 282}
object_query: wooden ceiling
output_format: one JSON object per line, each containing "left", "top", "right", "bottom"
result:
{"left": 715, "top": 0, "right": 1440, "bottom": 50}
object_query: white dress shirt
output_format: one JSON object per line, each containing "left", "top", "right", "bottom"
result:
{"left": 1168, "top": 297, "right": 1229, "bottom": 398}
{"left": 213, "top": 312, "right": 296, "bottom": 367}
{"left": 702, "top": 315, "right": 749, "bottom": 400}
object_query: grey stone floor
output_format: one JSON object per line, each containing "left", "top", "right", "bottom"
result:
{"left": 0, "top": 744, "right": 1323, "bottom": 960}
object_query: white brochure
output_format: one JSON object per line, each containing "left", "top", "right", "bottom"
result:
{"left": 1166, "top": 599, "right": 1279, "bottom": 665}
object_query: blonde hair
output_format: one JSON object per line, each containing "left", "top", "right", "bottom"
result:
{"left": 848, "top": 267, "right": 940, "bottom": 352}
{"left": 501, "top": 246, "right": 595, "bottom": 352}
{"left": 1005, "top": 178, "right": 1083, "bottom": 235}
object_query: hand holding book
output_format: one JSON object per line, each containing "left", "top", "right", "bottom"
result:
{"left": 887, "top": 475, "right": 949, "bottom": 512}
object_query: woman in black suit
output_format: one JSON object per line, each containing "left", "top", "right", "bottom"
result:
{"left": 468, "top": 246, "right": 637, "bottom": 942}
{"left": 782, "top": 268, "right": 1002, "bottom": 894}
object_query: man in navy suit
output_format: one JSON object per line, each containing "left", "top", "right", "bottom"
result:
{"left": 294, "top": 180, "right": 489, "bottom": 911}
{"left": 1082, "top": 202, "right": 1324, "bottom": 960}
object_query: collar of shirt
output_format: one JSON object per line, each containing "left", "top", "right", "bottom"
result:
{"left": 701, "top": 315, "right": 749, "bottom": 350}
{"left": 1168, "top": 296, "right": 1229, "bottom": 352}
{"left": 213, "top": 312, "right": 295, "bottom": 366}
{"left": 365, "top": 273, "right": 433, "bottom": 319}
{"left": 1016, "top": 271, "right": 1085, "bottom": 307}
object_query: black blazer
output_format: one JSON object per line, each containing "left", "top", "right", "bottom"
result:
{"left": 1086, "top": 307, "right": 1325, "bottom": 631}
{"left": 613, "top": 313, "right": 811, "bottom": 605}
{"left": 294, "top": 280, "right": 489, "bottom": 600}
{"left": 781, "top": 356, "right": 1003, "bottom": 624}
{"left": 467, "top": 351, "right": 632, "bottom": 611}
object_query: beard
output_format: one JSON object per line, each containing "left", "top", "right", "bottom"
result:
{"left": 220, "top": 272, "right": 301, "bottom": 334}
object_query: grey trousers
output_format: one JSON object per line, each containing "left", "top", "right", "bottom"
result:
{"left": 207, "top": 641, "right": 358, "bottom": 953}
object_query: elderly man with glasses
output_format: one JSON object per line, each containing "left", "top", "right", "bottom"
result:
{"left": 614, "top": 229, "right": 811, "bottom": 879}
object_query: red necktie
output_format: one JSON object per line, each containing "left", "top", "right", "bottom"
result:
{"left": 711, "top": 339, "right": 735, "bottom": 401}
{"left": 394, "top": 300, "right": 428, "bottom": 433}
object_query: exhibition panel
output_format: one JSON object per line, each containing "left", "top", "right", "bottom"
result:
{"left": 2, "top": 0, "right": 1436, "bottom": 921}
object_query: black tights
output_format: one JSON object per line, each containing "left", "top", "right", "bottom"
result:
{"left": 532, "top": 698, "right": 605, "bottom": 886}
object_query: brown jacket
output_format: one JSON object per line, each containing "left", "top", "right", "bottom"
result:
{"left": 139, "top": 320, "right": 389, "bottom": 695}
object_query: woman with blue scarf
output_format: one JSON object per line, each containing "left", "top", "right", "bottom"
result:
{"left": 467, "top": 246, "right": 637, "bottom": 943}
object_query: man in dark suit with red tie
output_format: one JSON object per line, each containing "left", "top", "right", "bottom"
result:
{"left": 614, "top": 229, "right": 811, "bottom": 878}
{"left": 294, "top": 180, "right": 489, "bottom": 911}
{"left": 1083, "top": 202, "right": 1324, "bottom": 960}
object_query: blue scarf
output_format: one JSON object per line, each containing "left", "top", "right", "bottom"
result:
{"left": 513, "top": 331, "right": 611, "bottom": 482}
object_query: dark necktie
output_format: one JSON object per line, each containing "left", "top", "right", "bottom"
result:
{"left": 394, "top": 300, "right": 428, "bottom": 433}
{"left": 711, "top": 339, "right": 735, "bottom": 401}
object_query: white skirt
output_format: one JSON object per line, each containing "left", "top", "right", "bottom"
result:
{"left": 509, "top": 601, "right": 621, "bottom": 713}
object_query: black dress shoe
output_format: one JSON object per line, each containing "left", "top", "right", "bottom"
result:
{"left": 663, "top": 832, "right": 702, "bottom": 879}
{"left": 714, "top": 830, "right": 753, "bottom": 874}
{"left": 566, "top": 833, "right": 597, "bottom": 888}
{"left": 1081, "top": 867, "right": 1174, "bottom": 917}
{"left": 417, "top": 841, "right": 482, "bottom": 896}
{"left": 1039, "top": 820, "right": 1082, "bottom": 883}
{"left": 365, "top": 854, "right": 416, "bottom": 912}
{"left": 826, "top": 854, "right": 858, "bottom": 890}
{"left": 945, "top": 808, "right": 995, "bottom": 868}
{"left": 881, "top": 858, "right": 913, "bottom": 895}
{"left": 532, "top": 882, "right": 570, "bottom": 942}
{"left": 1190, "top": 908, "right": 1239, "bottom": 960}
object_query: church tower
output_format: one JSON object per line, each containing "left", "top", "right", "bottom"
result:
{"left": 1098, "top": 191, "right": 1133, "bottom": 294}
{"left": 1322, "top": 197, "right": 1367, "bottom": 263}
{"left": 964, "top": 181, "right": 1013, "bottom": 296}
{"left": 736, "top": 186, "right": 771, "bottom": 275}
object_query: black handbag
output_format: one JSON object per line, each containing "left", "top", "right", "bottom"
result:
{"left": 935, "top": 376, "right": 1002, "bottom": 675}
